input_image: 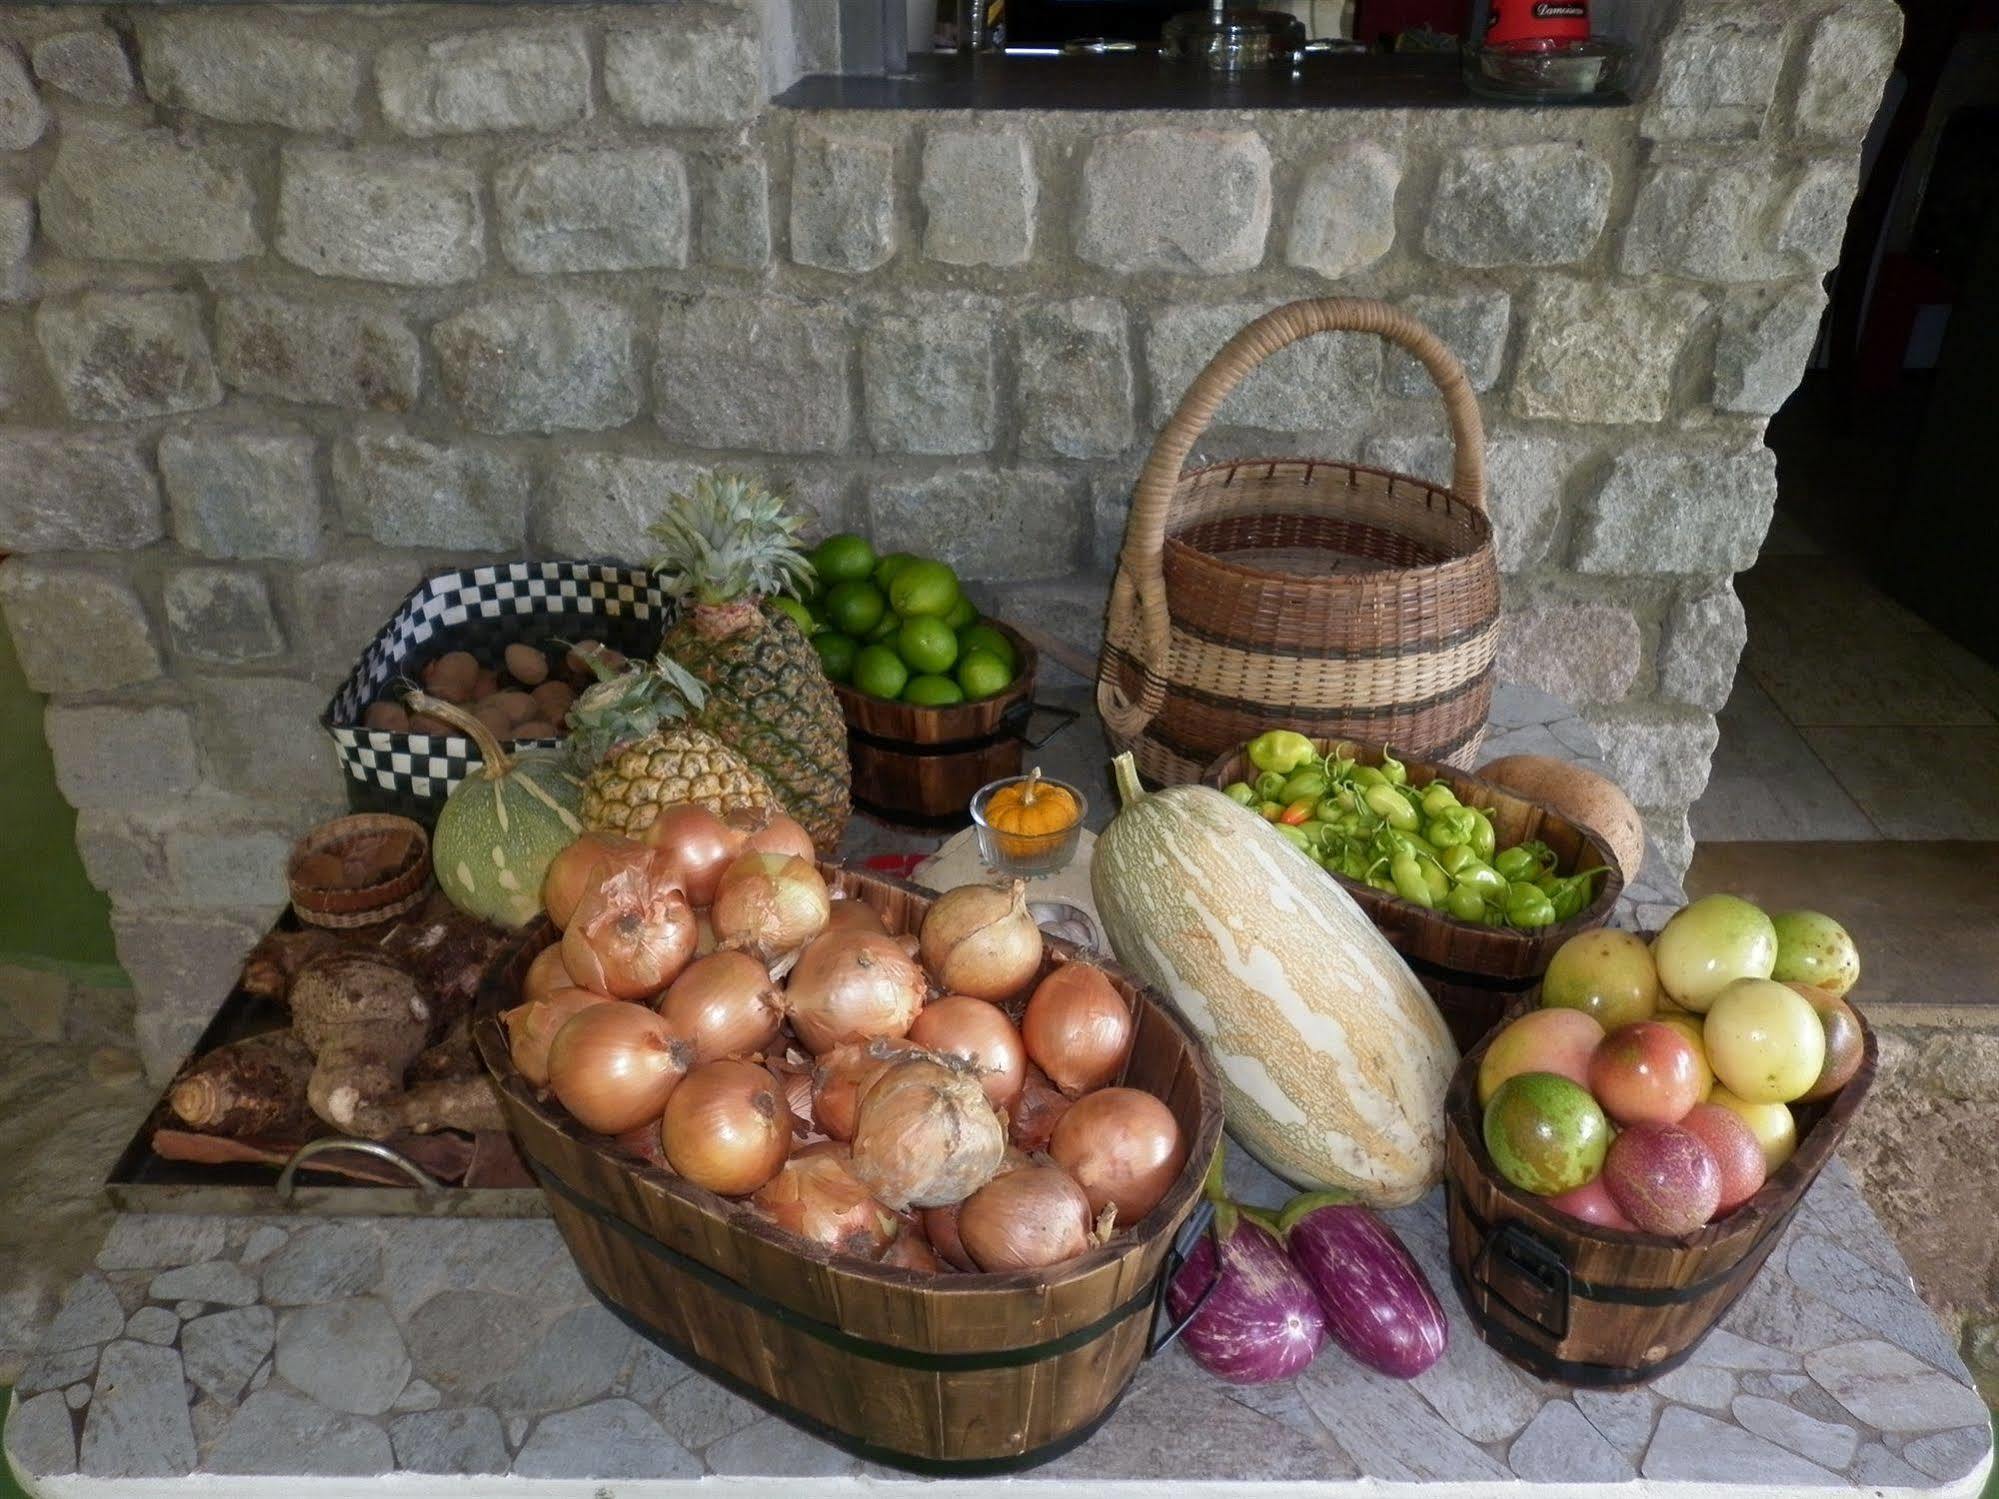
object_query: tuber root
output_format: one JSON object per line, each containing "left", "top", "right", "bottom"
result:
{"left": 168, "top": 1030, "right": 315, "bottom": 1137}
{"left": 290, "top": 952, "right": 434, "bottom": 1141}
{"left": 240, "top": 930, "right": 346, "bottom": 1005}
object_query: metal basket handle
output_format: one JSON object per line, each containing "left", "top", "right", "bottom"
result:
{"left": 276, "top": 1137, "right": 444, "bottom": 1203}
{"left": 1096, "top": 298, "right": 1488, "bottom": 742}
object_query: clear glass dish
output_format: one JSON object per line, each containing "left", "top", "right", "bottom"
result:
{"left": 970, "top": 775, "right": 1087, "bottom": 878}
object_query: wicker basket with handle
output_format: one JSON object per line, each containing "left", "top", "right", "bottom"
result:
{"left": 1098, "top": 298, "right": 1501, "bottom": 784}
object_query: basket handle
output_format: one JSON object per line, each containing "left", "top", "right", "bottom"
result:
{"left": 1096, "top": 298, "right": 1488, "bottom": 741}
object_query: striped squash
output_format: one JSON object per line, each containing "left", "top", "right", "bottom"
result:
{"left": 1091, "top": 754, "right": 1457, "bottom": 1206}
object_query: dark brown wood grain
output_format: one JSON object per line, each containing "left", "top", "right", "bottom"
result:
{"left": 833, "top": 624, "right": 1037, "bottom": 747}
{"left": 845, "top": 734, "right": 1023, "bottom": 825}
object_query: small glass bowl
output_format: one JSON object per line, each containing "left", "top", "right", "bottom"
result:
{"left": 970, "top": 776, "right": 1087, "bottom": 878}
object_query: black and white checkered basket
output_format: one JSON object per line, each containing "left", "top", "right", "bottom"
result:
{"left": 321, "top": 560, "right": 671, "bottom": 825}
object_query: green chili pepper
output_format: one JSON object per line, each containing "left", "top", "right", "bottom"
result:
{"left": 1424, "top": 806, "right": 1481, "bottom": 850}
{"left": 1493, "top": 846, "right": 1538, "bottom": 882}
{"left": 1437, "top": 843, "right": 1477, "bottom": 876}
{"left": 1469, "top": 810, "right": 1497, "bottom": 861}
{"left": 1544, "top": 866, "right": 1609, "bottom": 922}
{"left": 1367, "top": 873, "right": 1397, "bottom": 895}
{"left": 1350, "top": 765, "right": 1388, "bottom": 789}
{"left": 1328, "top": 788, "right": 1360, "bottom": 816}
{"left": 1336, "top": 847, "right": 1371, "bottom": 880}
{"left": 1223, "top": 781, "right": 1257, "bottom": 807}
{"left": 1504, "top": 881, "right": 1557, "bottom": 929}
{"left": 1519, "top": 840, "right": 1558, "bottom": 877}
{"left": 1420, "top": 859, "right": 1449, "bottom": 903}
{"left": 1454, "top": 859, "right": 1509, "bottom": 899}
{"left": 1364, "top": 783, "right": 1419, "bottom": 831}
{"left": 1254, "top": 770, "right": 1288, "bottom": 802}
{"left": 1390, "top": 852, "right": 1433, "bottom": 907}
{"left": 1280, "top": 768, "right": 1331, "bottom": 803}
{"left": 1379, "top": 748, "right": 1408, "bottom": 786}
{"left": 1273, "top": 823, "right": 1312, "bottom": 853}
{"left": 1420, "top": 782, "right": 1460, "bottom": 818}
{"left": 1248, "top": 730, "right": 1317, "bottom": 776}
{"left": 1445, "top": 883, "right": 1488, "bottom": 922}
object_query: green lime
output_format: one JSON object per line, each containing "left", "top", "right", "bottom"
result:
{"left": 957, "top": 623, "right": 1017, "bottom": 673}
{"left": 813, "top": 632, "right": 859, "bottom": 683}
{"left": 768, "top": 595, "right": 818, "bottom": 635}
{"left": 823, "top": 579, "right": 886, "bottom": 637}
{"left": 896, "top": 616, "right": 959, "bottom": 675}
{"left": 889, "top": 558, "right": 961, "bottom": 619}
{"left": 811, "top": 533, "right": 876, "bottom": 586}
{"left": 865, "top": 610, "right": 901, "bottom": 643}
{"left": 873, "top": 552, "right": 918, "bottom": 591}
{"left": 942, "top": 595, "right": 978, "bottom": 631}
{"left": 852, "top": 644, "right": 909, "bottom": 701}
{"left": 955, "top": 648, "right": 1012, "bottom": 700}
{"left": 903, "top": 674, "right": 965, "bottom": 707}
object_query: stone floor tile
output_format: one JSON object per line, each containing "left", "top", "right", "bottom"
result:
{"left": 392, "top": 1377, "right": 442, "bottom": 1412}
{"left": 1732, "top": 1394, "right": 1861, "bottom": 1469}
{"left": 203, "top": 1389, "right": 393, "bottom": 1476}
{"left": 1804, "top": 1340, "right": 1990, "bottom": 1432}
{"left": 1297, "top": 1366, "right": 1510, "bottom": 1483}
{"left": 703, "top": 1417, "right": 857, "bottom": 1479}
{"left": 405, "top": 1288, "right": 543, "bottom": 1398}
{"left": 274, "top": 1298, "right": 410, "bottom": 1416}
{"left": 1803, "top": 725, "right": 1999, "bottom": 838}
{"left": 511, "top": 1398, "right": 701, "bottom": 1479}
{"left": 1686, "top": 1328, "right": 1803, "bottom": 1372}
{"left": 1509, "top": 1400, "right": 1634, "bottom": 1482}
{"left": 388, "top": 1407, "right": 510, "bottom": 1474}
{"left": 41, "top": 1272, "right": 123, "bottom": 1351}
{"left": 96, "top": 1216, "right": 226, "bottom": 1271}
{"left": 148, "top": 1260, "right": 257, "bottom": 1308}
{"left": 123, "top": 1306, "right": 177, "bottom": 1345}
{"left": 1572, "top": 1386, "right": 1660, "bottom": 1456}
{"left": 1851, "top": 1441, "right": 1930, "bottom": 1487}
{"left": 5, "top": 1390, "right": 77, "bottom": 1476}
{"left": 1689, "top": 681, "right": 1877, "bottom": 842}
{"left": 1744, "top": 627, "right": 1992, "bottom": 729}
{"left": 1902, "top": 1424, "right": 1994, "bottom": 1482}
{"left": 182, "top": 1305, "right": 274, "bottom": 1404}
{"left": 1641, "top": 1405, "right": 1841, "bottom": 1484}
{"left": 19, "top": 1344, "right": 98, "bottom": 1395}
{"left": 1649, "top": 1362, "right": 1736, "bottom": 1412}
{"left": 1785, "top": 1233, "right": 1963, "bottom": 1371}
{"left": 620, "top": 1339, "right": 694, "bottom": 1408}
{"left": 239, "top": 1225, "right": 288, "bottom": 1265}
{"left": 260, "top": 1222, "right": 382, "bottom": 1305}
{"left": 653, "top": 1372, "right": 764, "bottom": 1451}
{"left": 78, "top": 1340, "right": 196, "bottom": 1477}
{"left": 486, "top": 1301, "right": 634, "bottom": 1414}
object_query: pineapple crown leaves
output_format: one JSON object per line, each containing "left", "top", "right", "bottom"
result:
{"left": 563, "top": 649, "right": 709, "bottom": 769}
{"left": 647, "top": 470, "right": 815, "bottom": 607}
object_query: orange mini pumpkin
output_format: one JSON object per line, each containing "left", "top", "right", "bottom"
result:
{"left": 982, "top": 770, "right": 1080, "bottom": 857}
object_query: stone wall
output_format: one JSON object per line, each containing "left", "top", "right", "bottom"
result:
{"left": 0, "top": 0, "right": 1901, "bottom": 1079}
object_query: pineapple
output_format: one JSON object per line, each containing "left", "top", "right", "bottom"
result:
{"left": 565, "top": 653, "right": 780, "bottom": 836}
{"left": 648, "top": 471, "right": 850, "bottom": 851}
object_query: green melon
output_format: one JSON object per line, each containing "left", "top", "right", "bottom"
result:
{"left": 414, "top": 694, "right": 586, "bottom": 929}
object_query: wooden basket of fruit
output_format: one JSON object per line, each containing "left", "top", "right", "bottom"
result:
{"left": 1444, "top": 902, "right": 1875, "bottom": 1387}
{"left": 473, "top": 843, "right": 1224, "bottom": 1472}
{"left": 1203, "top": 733, "right": 1623, "bottom": 1050}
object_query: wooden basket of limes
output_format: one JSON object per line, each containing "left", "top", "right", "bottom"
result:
{"left": 789, "top": 537, "right": 1041, "bottom": 824}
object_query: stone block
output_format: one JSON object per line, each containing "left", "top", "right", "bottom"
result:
{"left": 1795, "top": 5, "right": 1903, "bottom": 142}
{"left": 46, "top": 704, "right": 199, "bottom": 811}
{"left": 1643, "top": 20, "right": 1785, "bottom": 140}
{"left": 1574, "top": 441, "right": 1777, "bottom": 575}
{"left": 867, "top": 470, "right": 1081, "bottom": 582}
{"left": 195, "top": 676, "right": 345, "bottom": 799}
{"left": 1589, "top": 707, "right": 1720, "bottom": 810}
{"left": 290, "top": 552, "right": 430, "bottom": 676}
{"left": 697, "top": 151, "right": 770, "bottom": 270}
{"left": 32, "top": 29, "right": 135, "bottom": 106}
{"left": 540, "top": 451, "right": 704, "bottom": 560}
{"left": 36, "top": 292, "right": 220, "bottom": 422}
{"left": 215, "top": 295, "right": 422, "bottom": 414}
{"left": 1621, "top": 163, "right": 1787, "bottom": 282}
{"left": 80, "top": 1340, "right": 196, "bottom": 1478}
{"left": 1714, "top": 285, "right": 1827, "bottom": 416}
{"left": 277, "top": 148, "right": 482, "bottom": 287}
{"left": 1777, "top": 162, "right": 1857, "bottom": 273}
{"left": 861, "top": 306, "right": 996, "bottom": 456}
{"left": 0, "top": 189, "right": 30, "bottom": 265}
{"left": 163, "top": 567, "right": 286, "bottom": 665}
{"left": 334, "top": 430, "right": 531, "bottom": 550}
{"left": 655, "top": 297, "right": 849, "bottom": 455}
{"left": 0, "top": 433, "right": 159, "bottom": 552}
{"left": 1076, "top": 128, "right": 1270, "bottom": 275}
{"left": 0, "top": 46, "right": 47, "bottom": 151}
{"left": 205, "top": 1388, "right": 392, "bottom": 1476}
{"left": 114, "top": 910, "right": 269, "bottom": 1080}
{"left": 605, "top": 22, "right": 762, "bottom": 127}
{"left": 1386, "top": 291, "right": 1510, "bottom": 396}
{"left": 1360, "top": 431, "right": 1568, "bottom": 573}
{"left": 1497, "top": 603, "right": 1640, "bottom": 707}
{"left": 139, "top": 18, "right": 360, "bottom": 131}
{"left": 72, "top": 810, "right": 166, "bottom": 899}
{"left": 0, "top": 562, "right": 160, "bottom": 695}
{"left": 920, "top": 128, "right": 1036, "bottom": 268}
{"left": 1659, "top": 579, "right": 1748, "bottom": 711}
{"left": 377, "top": 27, "right": 589, "bottom": 137}
{"left": 1286, "top": 144, "right": 1400, "bottom": 280}
{"left": 790, "top": 126, "right": 896, "bottom": 274}
{"left": 1017, "top": 299, "right": 1134, "bottom": 460}
{"left": 40, "top": 126, "right": 258, "bottom": 264}
{"left": 497, "top": 147, "right": 688, "bottom": 274}
{"left": 1513, "top": 280, "right": 1704, "bottom": 425}
{"left": 161, "top": 430, "right": 322, "bottom": 561}
{"left": 161, "top": 824, "right": 292, "bottom": 908}
{"left": 1425, "top": 145, "right": 1611, "bottom": 268}
{"left": 433, "top": 294, "right": 640, "bottom": 435}
{"left": 1148, "top": 301, "right": 1378, "bottom": 431}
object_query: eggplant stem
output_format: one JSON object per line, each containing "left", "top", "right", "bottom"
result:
{"left": 1276, "top": 1187, "right": 1359, "bottom": 1236}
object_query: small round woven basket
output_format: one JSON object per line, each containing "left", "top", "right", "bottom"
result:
{"left": 1097, "top": 298, "right": 1501, "bottom": 784}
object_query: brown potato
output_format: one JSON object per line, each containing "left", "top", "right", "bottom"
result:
{"left": 362, "top": 701, "right": 409, "bottom": 733}
{"left": 529, "top": 681, "right": 574, "bottom": 719}
{"left": 511, "top": 720, "right": 558, "bottom": 741}
{"left": 488, "top": 689, "right": 536, "bottom": 724}
{"left": 425, "top": 650, "right": 479, "bottom": 703}
{"left": 471, "top": 667, "right": 501, "bottom": 700}
{"left": 564, "top": 640, "right": 605, "bottom": 677}
{"left": 408, "top": 713, "right": 456, "bottom": 738}
{"left": 474, "top": 705, "right": 514, "bottom": 741}
{"left": 505, "top": 643, "right": 550, "bottom": 686}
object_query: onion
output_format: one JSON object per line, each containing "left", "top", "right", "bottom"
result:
{"left": 564, "top": 863, "right": 697, "bottom": 1000}
{"left": 881, "top": 1220, "right": 946, "bottom": 1273}
{"left": 1022, "top": 963, "right": 1134, "bottom": 1097}
{"left": 663, "top": 1058, "right": 792, "bottom": 1196}
{"left": 1009, "top": 1063, "right": 1073, "bottom": 1152}
{"left": 502, "top": 986, "right": 614, "bottom": 1087}
{"left": 693, "top": 911, "right": 718, "bottom": 957}
{"left": 729, "top": 808, "right": 816, "bottom": 861}
{"left": 642, "top": 802, "right": 748, "bottom": 907}
{"left": 543, "top": 832, "right": 651, "bottom": 930}
{"left": 712, "top": 852, "right": 830, "bottom": 960}
{"left": 906, "top": 996, "right": 1026, "bottom": 1112}
{"left": 613, "top": 1119, "right": 672, "bottom": 1171}
{"left": 917, "top": 880, "right": 1043, "bottom": 1002}
{"left": 811, "top": 1038, "right": 920, "bottom": 1141}
{"left": 656, "top": 950, "right": 783, "bottom": 1063}
{"left": 785, "top": 930, "right": 928, "bottom": 1055}
{"left": 958, "top": 1165, "right": 1096, "bottom": 1272}
{"left": 825, "top": 898, "right": 889, "bottom": 936}
{"left": 547, "top": 1003, "right": 695, "bottom": 1135}
{"left": 1048, "top": 1088, "right": 1187, "bottom": 1224}
{"left": 920, "top": 1202, "right": 976, "bottom": 1271}
{"left": 523, "top": 943, "right": 575, "bottom": 1006}
{"left": 849, "top": 1055, "right": 1006, "bottom": 1210}
{"left": 752, "top": 1143, "right": 901, "bottom": 1259}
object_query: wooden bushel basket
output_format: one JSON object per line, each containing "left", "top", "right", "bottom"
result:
{"left": 1099, "top": 299, "right": 1501, "bottom": 786}
{"left": 1443, "top": 984, "right": 1878, "bottom": 1387}
{"left": 474, "top": 864, "right": 1225, "bottom": 1474}
{"left": 1201, "top": 737, "right": 1624, "bottom": 1051}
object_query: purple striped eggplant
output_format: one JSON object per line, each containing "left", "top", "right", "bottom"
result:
{"left": 1277, "top": 1191, "right": 1446, "bottom": 1379}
